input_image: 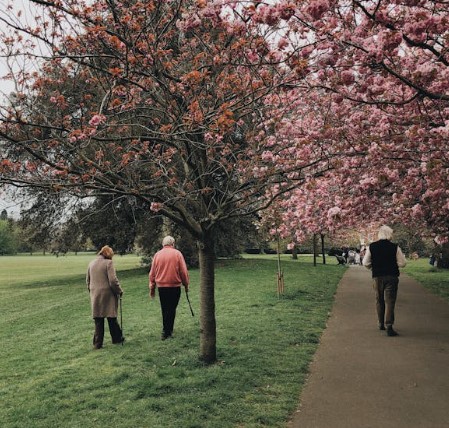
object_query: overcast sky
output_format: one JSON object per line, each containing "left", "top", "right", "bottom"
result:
{"left": 0, "top": 191, "right": 21, "bottom": 218}
{"left": 0, "top": 0, "right": 43, "bottom": 98}
{"left": 0, "top": 18, "right": 16, "bottom": 217}
{"left": 0, "top": 1, "right": 34, "bottom": 218}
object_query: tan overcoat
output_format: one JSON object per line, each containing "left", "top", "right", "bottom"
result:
{"left": 86, "top": 255, "right": 123, "bottom": 318}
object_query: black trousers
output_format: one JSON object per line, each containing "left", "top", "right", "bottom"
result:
{"left": 93, "top": 317, "right": 123, "bottom": 348}
{"left": 158, "top": 287, "right": 181, "bottom": 337}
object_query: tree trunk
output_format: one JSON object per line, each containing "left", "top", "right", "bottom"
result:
{"left": 198, "top": 233, "right": 217, "bottom": 364}
{"left": 321, "top": 234, "right": 326, "bottom": 265}
{"left": 313, "top": 233, "right": 317, "bottom": 266}
{"left": 291, "top": 245, "right": 298, "bottom": 260}
{"left": 440, "top": 243, "right": 449, "bottom": 269}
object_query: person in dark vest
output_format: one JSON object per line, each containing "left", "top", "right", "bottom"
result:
{"left": 362, "top": 225, "right": 407, "bottom": 336}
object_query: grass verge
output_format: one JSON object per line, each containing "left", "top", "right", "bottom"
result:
{"left": 404, "top": 257, "right": 449, "bottom": 302}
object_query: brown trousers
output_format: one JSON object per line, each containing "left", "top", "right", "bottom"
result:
{"left": 93, "top": 317, "right": 123, "bottom": 348}
{"left": 373, "top": 276, "right": 399, "bottom": 327}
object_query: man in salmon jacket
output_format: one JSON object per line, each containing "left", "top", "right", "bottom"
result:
{"left": 149, "top": 235, "right": 190, "bottom": 340}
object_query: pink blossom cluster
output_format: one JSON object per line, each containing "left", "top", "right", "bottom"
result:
{"left": 88, "top": 114, "right": 106, "bottom": 127}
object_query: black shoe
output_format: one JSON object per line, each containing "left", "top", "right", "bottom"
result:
{"left": 379, "top": 324, "right": 386, "bottom": 330}
{"left": 161, "top": 331, "right": 173, "bottom": 340}
{"left": 387, "top": 327, "right": 398, "bottom": 337}
{"left": 113, "top": 337, "right": 125, "bottom": 344}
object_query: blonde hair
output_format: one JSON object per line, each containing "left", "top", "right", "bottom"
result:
{"left": 378, "top": 225, "right": 393, "bottom": 240}
{"left": 99, "top": 245, "right": 114, "bottom": 259}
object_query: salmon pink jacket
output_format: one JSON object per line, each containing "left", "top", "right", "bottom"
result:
{"left": 149, "top": 245, "right": 189, "bottom": 289}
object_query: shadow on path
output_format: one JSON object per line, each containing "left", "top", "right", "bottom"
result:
{"left": 288, "top": 265, "right": 449, "bottom": 428}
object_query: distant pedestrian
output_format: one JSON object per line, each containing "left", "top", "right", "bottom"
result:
{"left": 362, "top": 225, "right": 407, "bottom": 336}
{"left": 347, "top": 249, "right": 356, "bottom": 264}
{"left": 149, "top": 236, "right": 190, "bottom": 340}
{"left": 86, "top": 245, "right": 124, "bottom": 349}
{"left": 360, "top": 246, "right": 366, "bottom": 263}
{"left": 354, "top": 249, "right": 361, "bottom": 265}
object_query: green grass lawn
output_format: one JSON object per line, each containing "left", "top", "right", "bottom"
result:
{"left": 0, "top": 253, "right": 345, "bottom": 428}
{"left": 404, "top": 257, "right": 449, "bottom": 302}
{"left": 0, "top": 252, "right": 141, "bottom": 287}
{"left": 2, "top": 253, "right": 447, "bottom": 427}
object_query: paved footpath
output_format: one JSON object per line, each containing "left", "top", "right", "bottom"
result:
{"left": 288, "top": 265, "right": 449, "bottom": 428}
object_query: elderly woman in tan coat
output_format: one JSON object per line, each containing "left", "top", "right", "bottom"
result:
{"left": 87, "top": 245, "right": 124, "bottom": 349}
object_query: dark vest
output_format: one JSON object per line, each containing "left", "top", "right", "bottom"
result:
{"left": 369, "top": 240, "right": 400, "bottom": 278}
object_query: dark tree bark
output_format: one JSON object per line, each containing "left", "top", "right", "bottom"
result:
{"left": 321, "top": 234, "right": 326, "bottom": 265}
{"left": 198, "top": 232, "right": 217, "bottom": 364}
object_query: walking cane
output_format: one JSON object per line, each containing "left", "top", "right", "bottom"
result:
{"left": 119, "top": 296, "right": 124, "bottom": 346}
{"left": 185, "top": 289, "right": 195, "bottom": 317}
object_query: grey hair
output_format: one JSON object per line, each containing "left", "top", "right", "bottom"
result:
{"left": 378, "top": 225, "right": 393, "bottom": 240}
{"left": 162, "top": 235, "right": 175, "bottom": 246}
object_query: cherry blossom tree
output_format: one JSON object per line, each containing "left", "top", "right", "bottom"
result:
{"left": 0, "top": 0, "right": 333, "bottom": 363}
{"left": 256, "top": 0, "right": 449, "bottom": 245}
{"left": 298, "top": 0, "right": 449, "bottom": 238}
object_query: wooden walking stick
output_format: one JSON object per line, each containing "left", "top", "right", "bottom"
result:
{"left": 185, "top": 289, "right": 195, "bottom": 317}
{"left": 277, "top": 233, "right": 285, "bottom": 297}
{"left": 119, "top": 296, "right": 124, "bottom": 346}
